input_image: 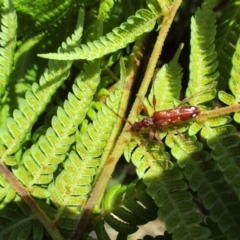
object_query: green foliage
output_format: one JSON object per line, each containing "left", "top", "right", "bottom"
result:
{"left": 38, "top": 9, "right": 160, "bottom": 61}
{"left": 94, "top": 180, "right": 158, "bottom": 239}
{"left": 1, "top": 0, "right": 240, "bottom": 239}
{"left": 0, "top": 0, "right": 17, "bottom": 98}
{"left": 215, "top": 0, "right": 240, "bottom": 90}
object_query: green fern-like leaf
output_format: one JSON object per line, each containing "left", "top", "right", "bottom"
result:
{"left": 12, "top": 61, "right": 101, "bottom": 198}
{"left": 0, "top": 8, "right": 84, "bottom": 213}
{"left": 165, "top": 0, "right": 219, "bottom": 170}
{"left": 15, "top": 0, "right": 75, "bottom": 37}
{"left": 187, "top": 0, "right": 217, "bottom": 106}
{"left": 215, "top": 0, "right": 240, "bottom": 90}
{"left": 209, "top": 124, "right": 240, "bottom": 198}
{"left": 147, "top": 43, "right": 184, "bottom": 114}
{"left": 0, "top": 0, "right": 17, "bottom": 99}
{"left": 48, "top": 66, "right": 126, "bottom": 221}
{"left": 0, "top": 207, "right": 44, "bottom": 239}
{"left": 38, "top": 9, "right": 161, "bottom": 61}
{"left": 184, "top": 157, "right": 240, "bottom": 239}
{"left": 0, "top": 8, "right": 84, "bottom": 158}
{"left": 146, "top": 168, "right": 211, "bottom": 240}
{"left": 218, "top": 36, "right": 240, "bottom": 123}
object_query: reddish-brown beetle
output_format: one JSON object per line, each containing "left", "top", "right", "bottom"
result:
{"left": 131, "top": 105, "right": 200, "bottom": 132}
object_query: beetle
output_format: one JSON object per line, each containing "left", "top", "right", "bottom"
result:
{"left": 131, "top": 106, "right": 200, "bottom": 134}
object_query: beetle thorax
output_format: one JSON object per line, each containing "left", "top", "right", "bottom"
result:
{"left": 131, "top": 117, "right": 153, "bottom": 132}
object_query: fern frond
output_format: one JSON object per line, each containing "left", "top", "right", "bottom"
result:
{"left": 146, "top": 43, "right": 183, "bottom": 114}
{"left": 209, "top": 124, "right": 240, "bottom": 197}
{"left": 102, "top": 180, "right": 158, "bottom": 236}
{"left": 11, "top": 61, "right": 100, "bottom": 198}
{"left": 0, "top": 9, "right": 84, "bottom": 215}
{"left": 0, "top": 8, "right": 84, "bottom": 159}
{"left": 0, "top": 63, "right": 70, "bottom": 155}
{"left": 0, "top": 207, "right": 44, "bottom": 239}
{"left": 218, "top": 37, "right": 240, "bottom": 123}
{"left": 187, "top": 0, "right": 222, "bottom": 136}
{"left": 187, "top": 0, "right": 217, "bottom": 106}
{"left": 2, "top": 197, "right": 58, "bottom": 238}
{"left": 38, "top": 9, "right": 161, "bottom": 61}
{"left": 167, "top": 0, "right": 220, "bottom": 166}
{"left": 16, "top": 0, "right": 74, "bottom": 37}
{"left": 198, "top": 88, "right": 240, "bottom": 207}
{"left": 146, "top": 168, "right": 211, "bottom": 240}
{"left": 184, "top": 156, "right": 240, "bottom": 239}
{"left": 0, "top": 0, "right": 17, "bottom": 99}
{"left": 215, "top": 1, "right": 240, "bottom": 90}
{"left": 48, "top": 69, "right": 126, "bottom": 221}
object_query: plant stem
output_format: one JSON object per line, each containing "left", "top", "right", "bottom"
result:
{"left": 199, "top": 104, "right": 240, "bottom": 122}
